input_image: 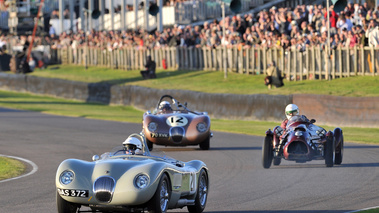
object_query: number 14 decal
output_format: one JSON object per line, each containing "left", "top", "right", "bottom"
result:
{"left": 166, "top": 116, "right": 188, "bottom": 127}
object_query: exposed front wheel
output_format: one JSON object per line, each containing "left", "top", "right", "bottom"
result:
{"left": 325, "top": 136, "right": 335, "bottom": 167}
{"left": 262, "top": 135, "right": 273, "bottom": 169}
{"left": 146, "top": 139, "right": 153, "bottom": 151}
{"left": 273, "top": 157, "right": 281, "bottom": 166}
{"left": 199, "top": 136, "right": 210, "bottom": 150}
{"left": 188, "top": 169, "right": 208, "bottom": 213}
{"left": 56, "top": 192, "right": 78, "bottom": 213}
{"left": 334, "top": 131, "right": 344, "bottom": 165}
{"left": 148, "top": 174, "right": 170, "bottom": 213}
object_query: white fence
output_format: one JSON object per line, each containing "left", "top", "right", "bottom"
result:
{"left": 55, "top": 46, "right": 379, "bottom": 81}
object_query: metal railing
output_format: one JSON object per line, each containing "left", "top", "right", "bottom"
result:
{"left": 54, "top": 45, "right": 378, "bottom": 80}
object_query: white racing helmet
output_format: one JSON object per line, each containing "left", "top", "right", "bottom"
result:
{"left": 123, "top": 136, "right": 143, "bottom": 154}
{"left": 159, "top": 101, "right": 172, "bottom": 112}
{"left": 285, "top": 104, "right": 299, "bottom": 119}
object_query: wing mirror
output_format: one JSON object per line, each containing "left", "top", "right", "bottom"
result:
{"left": 310, "top": 119, "right": 316, "bottom": 124}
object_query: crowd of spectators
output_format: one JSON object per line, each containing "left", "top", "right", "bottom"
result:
{"left": 2, "top": 2, "right": 379, "bottom": 54}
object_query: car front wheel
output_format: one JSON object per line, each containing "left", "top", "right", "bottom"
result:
{"left": 325, "top": 136, "right": 335, "bottom": 167}
{"left": 199, "top": 136, "right": 210, "bottom": 150}
{"left": 148, "top": 173, "right": 170, "bottom": 213}
{"left": 262, "top": 135, "right": 273, "bottom": 169}
{"left": 334, "top": 130, "right": 344, "bottom": 165}
{"left": 188, "top": 169, "right": 208, "bottom": 213}
{"left": 146, "top": 139, "right": 153, "bottom": 151}
{"left": 56, "top": 192, "right": 78, "bottom": 213}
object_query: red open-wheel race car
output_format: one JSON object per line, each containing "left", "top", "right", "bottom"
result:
{"left": 262, "top": 115, "right": 344, "bottom": 168}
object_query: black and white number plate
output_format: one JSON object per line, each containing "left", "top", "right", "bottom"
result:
{"left": 151, "top": 132, "right": 169, "bottom": 138}
{"left": 57, "top": 188, "right": 89, "bottom": 197}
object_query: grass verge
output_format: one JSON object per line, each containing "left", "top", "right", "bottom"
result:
{"left": 27, "top": 65, "right": 379, "bottom": 97}
{"left": 0, "top": 90, "right": 378, "bottom": 145}
{"left": 0, "top": 156, "right": 25, "bottom": 181}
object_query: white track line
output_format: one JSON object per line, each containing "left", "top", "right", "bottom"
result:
{"left": 345, "top": 206, "right": 379, "bottom": 213}
{"left": 0, "top": 154, "right": 38, "bottom": 183}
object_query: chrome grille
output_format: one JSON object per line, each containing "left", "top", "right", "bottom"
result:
{"left": 170, "top": 127, "right": 185, "bottom": 143}
{"left": 93, "top": 176, "right": 115, "bottom": 203}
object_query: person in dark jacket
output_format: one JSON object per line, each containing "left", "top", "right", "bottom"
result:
{"left": 140, "top": 55, "right": 156, "bottom": 79}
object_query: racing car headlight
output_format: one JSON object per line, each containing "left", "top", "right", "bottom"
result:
{"left": 60, "top": 170, "right": 74, "bottom": 185}
{"left": 135, "top": 174, "right": 149, "bottom": 189}
{"left": 148, "top": 122, "right": 157, "bottom": 132}
{"left": 196, "top": 122, "right": 207, "bottom": 133}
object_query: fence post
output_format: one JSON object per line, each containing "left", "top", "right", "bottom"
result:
{"left": 305, "top": 48, "right": 309, "bottom": 80}
{"left": 245, "top": 47, "right": 250, "bottom": 75}
{"left": 257, "top": 48, "right": 261, "bottom": 74}
{"left": 371, "top": 47, "right": 375, "bottom": 76}
{"left": 263, "top": 48, "right": 267, "bottom": 74}
{"left": 280, "top": 47, "right": 285, "bottom": 78}
{"left": 286, "top": 50, "right": 291, "bottom": 80}
{"left": 299, "top": 50, "right": 303, "bottom": 81}
{"left": 252, "top": 48, "right": 256, "bottom": 74}
{"left": 293, "top": 49, "right": 297, "bottom": 81}
{"left": 317, "top": 47, "right": 321, "bottom": 80}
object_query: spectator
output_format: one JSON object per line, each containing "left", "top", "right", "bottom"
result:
{"left": 51, "top": 9, "right": 59, "bottom": 19}
{"left": 325, "top": 5, "right": 339, "bottom": 35}
{"left": 49, "top": 24, "right": 56, "bottom": 38}
{"left": 366, "top": 19, "right": 379, "bottom": 47}
{"left": 140, "top": 55, "right": 156, "bottom": 79}
{"left": 265, "top": 61, "right": 283, "bottom": 89}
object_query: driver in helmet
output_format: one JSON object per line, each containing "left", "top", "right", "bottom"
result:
{"left": 122, "top": 136, "right": 143, "bottom": 155}
{"left": 277, "top": 104, "right": 323, "bottom": 152}
{"left": 158, "top": 101, "right": 173, "bottom": 114}
{"left": 281, "top": 104, "right": 302, "bottom": 129}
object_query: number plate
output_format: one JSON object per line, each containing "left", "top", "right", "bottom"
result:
{"left": 151, "top": 132, "right": 169, "bottom": 138}
{"left": 57, "top": 188, "right": 89, "bottom": 197}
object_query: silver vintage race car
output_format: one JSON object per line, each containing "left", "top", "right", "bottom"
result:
{"left": 142, "top": 95, "right": 212, "bottom": 151}
{"left": 56, "top": 133, "right": 209, "bottom": 213}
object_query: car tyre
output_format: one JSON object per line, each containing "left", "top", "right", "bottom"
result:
{"left": 199, "top": 136, "right": 210, "bottom": 150}
{"left": 56, "top": 192, "right": 78, "bottom": 213}
{"left": 146, "top": 139, "right": 153, "bottom": 151}
{"left": 273, "top": 157, "right": 281, "bottom": 166}
{"left": 262, "top": 135, "right": 273, "bottom": 169}
{"left": 325, "top": 136, "right": 335, "bottom": 167}
{"left": 188, "top": 169, "right": 208, "bottom": 213}
{"left": 334, "top": 135, "right": 344, "bottom": 165}
{"left": 148, "top": 173, "right": 170, "bottom": 213}
{"left": 334, "top": 131, "right": 344, "bottom": 165}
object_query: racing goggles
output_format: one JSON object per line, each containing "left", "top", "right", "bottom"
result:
{"left": 286, "top": 109, "right": 299, "bottom": 116}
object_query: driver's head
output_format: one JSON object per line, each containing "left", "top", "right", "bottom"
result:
{"left": 122, "top": 136, "right": 142, "bottom": 155}
{"left": 158, "top": 101, "right": 173, "bottom": 113}
{"left": 285, "top": 104, "right": 299, "bottom": 119}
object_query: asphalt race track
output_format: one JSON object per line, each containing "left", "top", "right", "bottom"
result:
{"left": 1, "top": 108, "right": 379, "bottom": 213}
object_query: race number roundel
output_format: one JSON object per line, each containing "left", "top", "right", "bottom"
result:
{"left": 166, "top": 116, "right": 188, "bottom": 127}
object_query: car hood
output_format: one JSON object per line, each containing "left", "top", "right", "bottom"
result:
{"left": 56, "top": 156, "right": 170, "bottom": 185}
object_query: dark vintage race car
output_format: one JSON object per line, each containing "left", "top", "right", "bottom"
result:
{"left": 56, "top": 133, "right": 209, "bottom": 213}
{"left": 142, "top": 95, "right": 212, "bottom": 151}
{"left": 262, "top": 115, "right": 344, "bottom": 168}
